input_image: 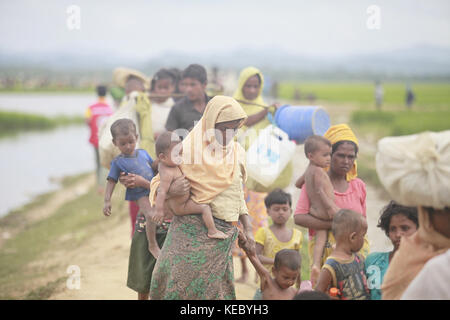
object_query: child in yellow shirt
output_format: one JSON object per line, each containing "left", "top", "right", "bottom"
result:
{"left": 253, "top": 189, "right": 311, "bottom": 299}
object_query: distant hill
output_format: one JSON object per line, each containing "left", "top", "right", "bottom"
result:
{"left": 1, "top": 44, "right": 449, "bottom": 81}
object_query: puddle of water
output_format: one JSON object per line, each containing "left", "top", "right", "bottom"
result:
{"left": 0, "top": 125, "right": 95, "bottom": 218}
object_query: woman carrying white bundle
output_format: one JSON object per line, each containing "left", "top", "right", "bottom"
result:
{"left": 375, "top": 130, "right": 450, "bottom": 300}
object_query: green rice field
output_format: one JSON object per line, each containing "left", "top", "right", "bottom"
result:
{"left": 278, "top": 82, "right": 450, "bottom": 110}
{"left": 278, "top": 81, "right": 450, "bottom": 136}
{"left": 0, "top": 110, "right": 84, "bottom": 137}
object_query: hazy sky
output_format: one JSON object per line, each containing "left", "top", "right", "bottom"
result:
{"left": 1, "top": 0, "right": 449, "bottom": 59}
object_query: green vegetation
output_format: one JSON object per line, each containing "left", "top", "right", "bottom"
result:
{"left": 350, "top": 110, "right": 450, "bottom": 136}
{"left": 286, "top": 218, "right": 310, "bottom": 281}
{"left": 24, "top": 277, "right": 67, "bottom": 300}
{"left": 0, "top": 87, "right": 94, "bottom": 94}
{"left": 279, "top": 82, "right": 450, "bottom": 110}
{"left": 0, "top": 173, "right": 126, "bottom": 299}
{"left": 0, "top": 110, "right": 84, "bottom": 137}
{"left": 279, "top": 81, "right": 450, "bottom": 192}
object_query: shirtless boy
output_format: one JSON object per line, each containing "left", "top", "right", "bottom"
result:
{"left": 239, "top": 231, "right": 301, "bottom": 300}
{"left": 302, "top": 135, "right": 340, "bottom": 285}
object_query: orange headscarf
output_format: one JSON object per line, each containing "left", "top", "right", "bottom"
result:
{"left": 324, "top": 124, "right": 359, "bottom": 181}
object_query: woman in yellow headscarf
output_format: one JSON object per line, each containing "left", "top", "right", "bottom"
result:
{"left": 294, "top": 124, "right": 370, "bottom": 283}
{"left": 232, "top": 67, "right": 294, "bottom": 282}
{"left": 149, "top": 96, "right": 256, "bottom": 300}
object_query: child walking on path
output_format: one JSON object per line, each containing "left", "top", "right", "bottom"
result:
{"left": 103, "top": 119, "right": 160, "bottom": 258}
{"left": 315, "top": 209, "right": 371, "bottom": 300}
{"left": 85, "top": 85, "right": 113, "bottom": 193}
{"left": 150, "top": 131, "right": 228, "bottom": 240}
{"left": 126, "top": 209, "right": 172, "bottom": 300}
{"left": 253, "top": 189, "right": 307, "bottom": 298}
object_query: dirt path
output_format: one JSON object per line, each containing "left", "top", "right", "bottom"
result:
{"left": 0, "top": 174, "right": 95, "bottom": 249}
{"left": 50, "top": 209, "right": 259, "bottom": 300}
{"left": 10, "top": 101, "right": 391, "bottom": 300}
{"left": 50, "top": 144, "right": 390, "bottom": 300}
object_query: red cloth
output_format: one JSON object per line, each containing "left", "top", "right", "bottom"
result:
{"left": 129, "top": 201, "right": 139, "bottom": 237}
{"left": 294, "top": 178, "right": 367, "bottom": 239}
{"left": 86, "top": 101, "right": 113, "bottom": 148}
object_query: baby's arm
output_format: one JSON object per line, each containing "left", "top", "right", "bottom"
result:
{"left": 151, "top": 158, "right": 159, "bottom": 173}
{"left": 103, "top": 179, "right": 116, "bottom": 216}
{"left": 152, "top": 169, "right": 174, "bottom": 224}
{"left": 295, "top": 173, "right": 305, "bottom": 189}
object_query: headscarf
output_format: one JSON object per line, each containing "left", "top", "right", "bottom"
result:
{"left": 324, "top": 124, "right": 359, "bottom": 181}
{"left": 376, "top": 130, "right": 450, "bottom": 299}
{"left": 233, "top": 66, "right": 269, "bottom": 133}
{"left": 112, "top": 67, "right": 150, "bottom": 90}
{"left": 150, "top": 95, "right": 248, "bottom": 204}
{"left": 233, "top": 66, "right": 293, "bottom": 192}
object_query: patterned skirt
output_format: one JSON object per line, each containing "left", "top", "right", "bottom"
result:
{"left": 149, "top": 214, "right": 238, "bottom": 300}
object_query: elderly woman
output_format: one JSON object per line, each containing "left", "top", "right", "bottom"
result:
{"left": 364, "top": 201, "right": 418, "bottom": 300}
{"left": 149, "top": 95, "right": 255, "bottom": 300}
{"left": 376, "top": 130, "right": 450, "bottom": 300}
{"left": 294, "top": 124, "right": 370, "bottom": 277}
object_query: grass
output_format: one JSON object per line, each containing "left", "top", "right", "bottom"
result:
{"left": 350, "top": 110, "right": 450, "bottom": 136}
{"left": 0, "top": 87, "right": 94, "bottom": 94}
{"left": 0, "top": 110, "right": 84, "bottom": 138}
{"left": 24, "top": 277, "right": 67, "bottom": 300}
{"left": 278, "top": 81, "right": 450, "bottom": 110}
{"left": 0, "top": 173, "right": 126, "bottom": 299}
{"left": 285, "top": 217, "right": 310, "bottom": 281}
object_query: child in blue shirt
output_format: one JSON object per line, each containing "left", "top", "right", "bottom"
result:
{"left": 103, "top": 118, "right": 160, "bottom": 258}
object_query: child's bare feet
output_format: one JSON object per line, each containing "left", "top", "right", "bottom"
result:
{"left": 148, "top": 244, "right": 161, "bottom": 259}
{"left": 207, "top": 230, "right": 228, "bottom": 240}
{"left": 310, "top": 264, "right": 321, "bottom": 287}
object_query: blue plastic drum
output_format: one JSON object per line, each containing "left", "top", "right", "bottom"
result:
{"left": 274, "top": 105, "right": 330, "bottom": 143}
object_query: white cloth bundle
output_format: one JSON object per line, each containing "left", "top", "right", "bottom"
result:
{"left": 376, "top": 130, "right": 450, "bottom": 209}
